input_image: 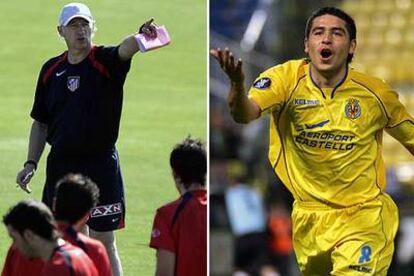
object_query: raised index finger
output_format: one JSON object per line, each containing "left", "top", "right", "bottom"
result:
{"left": 144, "top": 18, "right": 154, "bottom": 27}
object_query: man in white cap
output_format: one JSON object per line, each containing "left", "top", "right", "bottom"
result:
{"left": 15, "top": 3, "right": 156, "bottom": 275}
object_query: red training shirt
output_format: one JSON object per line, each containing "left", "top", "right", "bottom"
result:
{"left": 58, "top": 223, "right": 112, "bottom": 276}
{"left": 2, "top": 241, "right": 97, "bottom": 276}
{"left": 43, "top": 241, "right": 98, "bottom": 276}
{"left": 150, "top": 189, "right": 207, "bottom": 276}
{"left": 1, "top": 246, "right": 45, "bottom": 276}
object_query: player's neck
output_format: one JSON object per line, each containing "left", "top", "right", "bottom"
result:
{"left": 57, "top": 219, "right": 84, "bottom": 232}
{"left": 310, "top": 63, "right": 347, "bottom": 88}
{"left": 38, "top": 238, "right": 63, "bottom": 261}
{"left": 67, "top": 46, "right": 91, "bottom": 64}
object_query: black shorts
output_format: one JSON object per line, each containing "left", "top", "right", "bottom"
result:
{"left": 42, "top": 147, "right": 126, "bottom": 232}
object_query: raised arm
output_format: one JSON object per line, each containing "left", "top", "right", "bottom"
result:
{"left": 118, "top": 18, "right": 157, "bottom": 61}
{"left": 16, "top": 120, "right": 48, "bottom": 193}
{"left": 210, "top": 48, "right": 260, "bottom": 124}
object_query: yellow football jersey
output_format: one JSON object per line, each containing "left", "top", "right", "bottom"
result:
{"left": 248, "top": 59, "right": 414, "bottom": 207}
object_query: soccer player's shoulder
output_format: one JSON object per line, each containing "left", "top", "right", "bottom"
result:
{"left": 159, "top": 197, "right": 181, "bottom": 211}
{"left": 38, "top": 52, "right": 68, "bottom": 81}
{"left": 93, "top": 45, "right": 119, "bottom": 58}
{"left": 255, "top": 59, "right": 307, "bottom": 92}
{"left": 78, "top": 232, "right": 106, "bottom": 249}
{"left": 155, "top": 197, "right": 182, "bottom": 218}
{"left": 78, "top": 233, "right": 110, "bottom": 266}
{"left": 349, "top": 68, "right": 393, "bottom": 95}
{"left": 261, "top": 59, "right": 307, "bottom": 79}
{"left": 42, "top": 52, "right": 67, "bottom": 68}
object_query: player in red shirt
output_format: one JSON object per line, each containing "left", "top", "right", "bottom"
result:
{"left": 2, "top": 199, "right": 97, "bottom": 275}
{"left": 2, "top": 246, "right": 44, "bottom": 276}
{"left": 54, "top": 173, "right": 112, "bottom": 276}
{"left": 43, "top": 241, "right": 98, "bottom": 276}
{"left": 2, "top": 174, "right": 112, "bottom": 276}
{"left": 149, "top": 137, "right": 207, "bottom": 276}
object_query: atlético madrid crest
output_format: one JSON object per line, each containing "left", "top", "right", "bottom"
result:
{"left": 67, "top": 76, "right": 80, "bottom": 92}
{"left": 345, "top": 98, "right": 362, "bottom": 119}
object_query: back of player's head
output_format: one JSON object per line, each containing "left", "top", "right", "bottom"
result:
{"left": 170, "top": 137, "right": 207, "bottom": 189}
{"left": 305, "top": 7, "right": 356, "bottom": 63}
{"left": 3, "top": 199, "right": 58, "bottom": 241}
{"left": 54, "top": 173, "right": 100, "bottom": 224}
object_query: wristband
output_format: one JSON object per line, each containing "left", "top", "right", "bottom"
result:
{"left": 24, "top": 160, "right": 37, "bottom": 171}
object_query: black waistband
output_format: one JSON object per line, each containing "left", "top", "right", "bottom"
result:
{"left": 49, "top": 146, "right": 116, "bottom": 159}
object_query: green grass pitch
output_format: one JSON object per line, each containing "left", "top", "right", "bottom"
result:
{"left": 0, "top": 0, "right": 206, "bottom": 274}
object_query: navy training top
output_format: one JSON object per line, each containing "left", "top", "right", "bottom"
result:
{"left": 31, "top": 45, "right": 131, "bottom": 155}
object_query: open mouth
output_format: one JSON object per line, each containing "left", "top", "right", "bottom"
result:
{"left": 320, "top": 49, "right": 333, "bottom": 59}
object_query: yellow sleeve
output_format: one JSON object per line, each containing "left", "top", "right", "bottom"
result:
{"left": 247, "top": 66, "right": 289, "bottom": 115}
{"left": 382, "top": 88, "right": 414, "bottom": 155}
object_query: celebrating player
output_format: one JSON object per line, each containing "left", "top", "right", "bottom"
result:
{"left": 149, "top": 137, "right": 207, "bottom": 276}
{"left": 2, "top": 199, "right": 98, "bottom": 275}
{"left": 211, "top": 6, "right": 414, "bottom": 275}
{"left": 15, "top": 3, "right": 157, "bottom": 275}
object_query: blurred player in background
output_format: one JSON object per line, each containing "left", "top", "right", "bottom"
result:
{"left": 54, "top": 173, "right": 112, "bottom": 276}
{"left": 149, "top": 137, "right": 207, "bottom": 276}
{"left": 2, "top": 199, "right": 98, "bottom": 275}
{"left": 15, "top": 3, "right": 157, "bottom": 275}
{"left": 211, "top": 6, "right": 414, "bottom": 275}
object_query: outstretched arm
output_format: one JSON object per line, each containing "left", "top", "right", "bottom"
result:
{"left": 16, "top": 120, "right": 48, "bottom": 193}
{"left": 210, "top": 48, "right": 260, "bottom": 124}
{"left": 118, "top": 18, "right": 157, "bottom": 61}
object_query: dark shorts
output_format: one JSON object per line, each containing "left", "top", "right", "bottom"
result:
{"left": 42, "top": 147, "right": 126, "bottom": 232}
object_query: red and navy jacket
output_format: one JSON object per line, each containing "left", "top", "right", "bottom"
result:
{"left": 43, "top": 241, "right": 98, "bottom": 276}
{"left": 150, "top": 190, "right": 207, "bottom": 276}
{"left": 59, "top": 223, "right": 112, "bottom": 276}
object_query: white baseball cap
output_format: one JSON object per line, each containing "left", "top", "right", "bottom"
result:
{"left": 59, "top": 2, "right": 94, "bottom": 26}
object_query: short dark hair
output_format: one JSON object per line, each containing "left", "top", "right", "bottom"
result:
{"left": 170, "top": 137, "right": 207, "bottom": 189}
{"left": 54, "top": 173, "right": 100, "bottom": 224}
{"left": 305, "top": 7, "right": 356, "bottom": 63}
{"left": 3, "top": 199, "right": 59, "bottom": 241}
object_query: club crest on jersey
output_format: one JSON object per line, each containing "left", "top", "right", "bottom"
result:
{"left": 152, "top": 228, "right": 161, "bottom": 238}
{"left": 67, "top": 76, "right": 80, "bottom": 92}
{"left": 253, "top": 77, "right": 271, "bottom": 89}
{"left": 345, "top": 98, "right": 361, "bottom": 119}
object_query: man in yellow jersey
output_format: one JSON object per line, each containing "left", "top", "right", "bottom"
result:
{"left": 211, "top": 6, "right": 414, "bottom": 275}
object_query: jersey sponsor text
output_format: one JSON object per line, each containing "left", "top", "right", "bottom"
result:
{"left": 294, "top": 131, "right": 355, "bottom": 151}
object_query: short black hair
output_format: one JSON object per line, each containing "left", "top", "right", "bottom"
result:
{"left": 3, "top": 199, "right": 59, "bottom": 241}
{"left": 170, "top": 137, "right": 207, "bottom": 189}
{"left": 305, "top": 7, "right": 356, "bottom": 63}
{"left": 54, "top": 173, "right": 100, "bottom": 224}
